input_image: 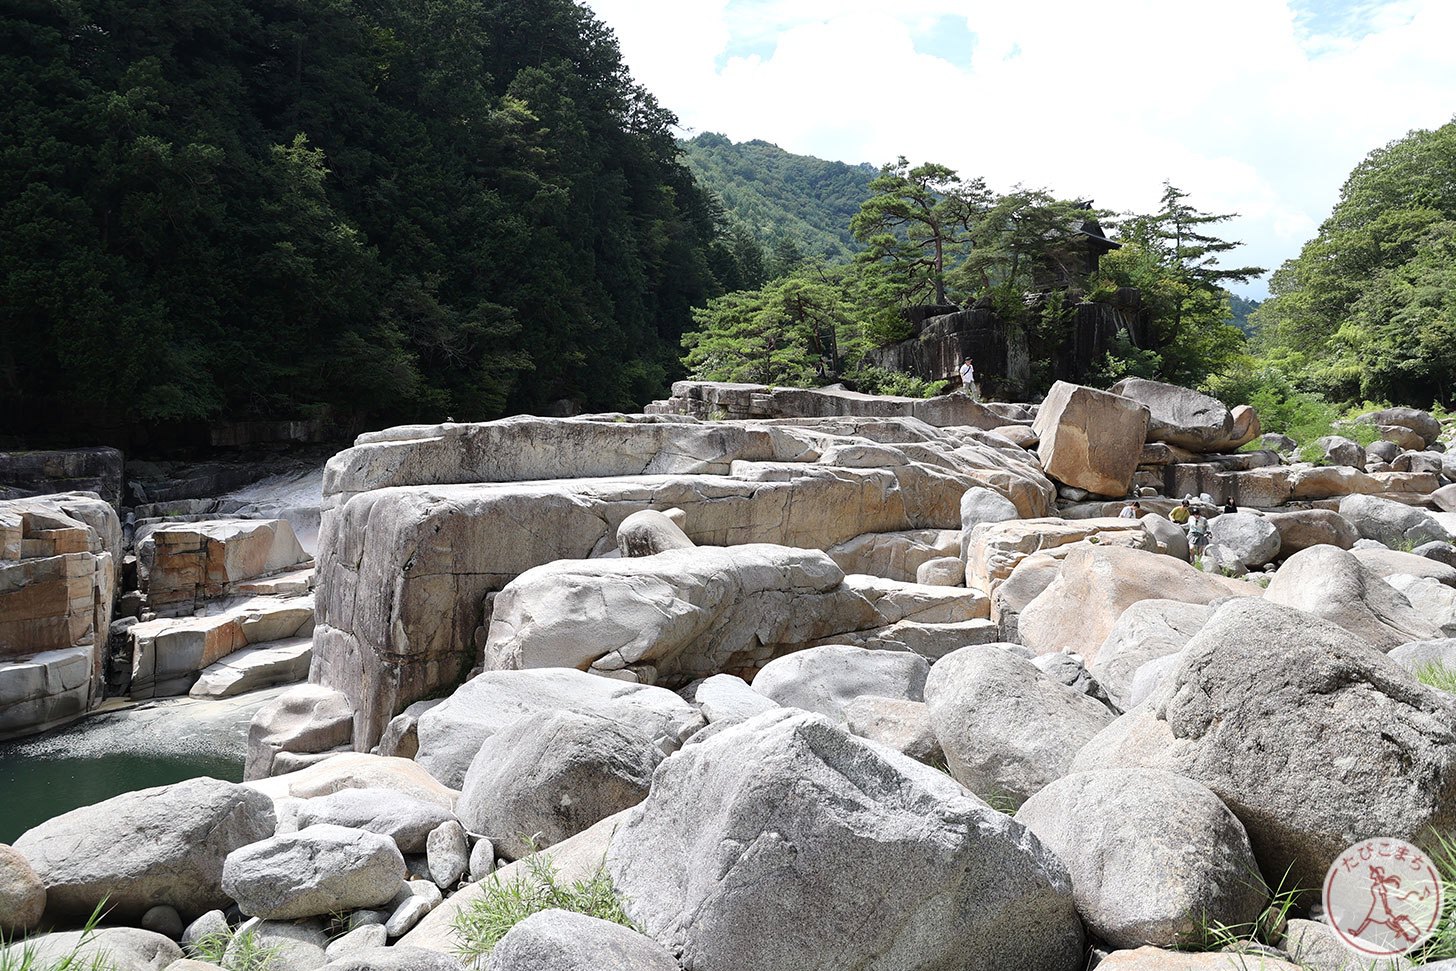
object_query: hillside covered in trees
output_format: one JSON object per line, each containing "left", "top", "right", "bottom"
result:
{"left": 680, "top": 133, "right": 876, "bottom": 267}
{"left": 0, "top": 0, "right": 762, "bottom": 443}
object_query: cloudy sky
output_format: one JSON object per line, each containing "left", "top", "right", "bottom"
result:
{"left": 584, "top": 0, "right": 1456, "bottom": 298}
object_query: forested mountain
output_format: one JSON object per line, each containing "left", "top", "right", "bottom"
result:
{"left": 1, "top": 0, "right": 758, "bottom": 442}
{"left": 1253, "top": 118, "right": 1456, "bottom": 405}
{"left": 1228, "top": 293, "right": 1260, "bottom": 335}
{"left": 680, "top": 133, "right": 877, "bottom": 265}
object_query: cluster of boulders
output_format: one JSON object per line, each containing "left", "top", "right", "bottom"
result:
{"left": 8, "top": 377, "right": 1456, "bottom": 971}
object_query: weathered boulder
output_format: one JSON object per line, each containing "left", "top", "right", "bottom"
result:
{"left": 964, "top": 516, "right": 1154, "bottom": 593}
{"left": 1208, "top": 512, "right": 1281, "bottom": 567}
{"left": 1257, "top": 432, "right": 1297, "bottom": 453}
{"left": 1392, "top": 449, "right": 1445, "bottom": 474}
{"left": 1386, "top": 574, "right": 1456, "bottom": 635}
{"left": 1415, "top": 540, "right": 1456, "bottom": 568}
{"left": 426, "top": 821, "right": 468, "bottom": 889}
{"left": 958, "top": 485, "right": 1019, "bottom": 561}
{"left": 483, "top": 909, "right": 679, "bottom": 971}
{"left": 141, "top": 519, "right": 310, "bottom": 610}
{"left": 1266, "top": 545, "right": 1442, "bottom": 649}
{"left": 1358, "top": 406, "right": 1440, "bottom": 447}
{"left": 1014, "top": 769, "right": 1266, "bottom": 947}
{"left": 226, "top": 917, "right": 330, "bottom": 970}
{"left": 1089, "top": 600, "right": 1213, "bottom": 712}
{"left": 1033, "top": 382, "right": 1150, "bottom": 496}
{"left": 0, "top": 928, "right": 181, "bottom": 971}
{"left": 1265, "top": 508, "right": 1358, "bottom": 554}
{"left": 843, "top": 695, "right": 943, "bottom": 765}
{"left": 376, "top": 699, "right": 443, "bottom": 760}
{"left": 479, "top": 544, "right": 881, "bottom": 682}
{"left": 414, "top": 668, "right": 702, "bottom": 789}
{"left": 914, "top": 555, "right": 963, "bottom": 586}
{"left": 1140, "top": 513, "right": 1189, "bottom": 560}
{"left": 322, "top": 946, "right": 464, "bottom": 971}
{"left": 826, "top": 528, "right": 960, "bottom": 582}
{"left": 1390, "top": 638, "right": 1456, "bottom": 675}
{"left": 1095, "top": 948, "right": 1302, "bottom": 970}
{"left": 294, "top": 789, "right": 456, "bottom": 854}
{"left": 456, "top": 709, "right": 662, "bottom": 860}
{"left": 1339, "top": 493, "right": 1451, "bottom": 547}
{"left": 989, "top": 552, "right": 1060, "bottom": 641}
{"left": 1352, "top": 546, "right": 1456, "bottom": 586}
{"left": 615, "top": 509, "right": 693, "bottom": 557}
{"left": 13, "top": 778, "right": 276, "bottom": 922}
{"left": 246, "top": 684, "right": 353, "bottom": 780}
{"left": 606, "top": 709, "right": 1084, "bottom": 971}
{"left": 687, "top": 673, "right": 779, "bottom": 724}
{"left": 749, "top": 645, "right": 928, "bottom": 720}
{"left": 222, "top": 824, "right": 405, "bottom": 920}
{"left": 1018, "top": 545, "right": 1259, "bottom": 661}
{"left": 1279, "top": 918, "right": 1414, "bottom": 971}
{"left": 246, "top": 753, "right": 456, "bottom": 810}
{"left": 1315, "top": 435, "right": 1365, "bottom": 469}
{"left": 1110, "top": 378, "right": 1233, "bottom": 451}
{"left": 1073, "top": 598, "right": 1456, "bottom": 893}
{"left": 0, "top": 843, "right": 45, "bottom": 933}
{"left": 925, "top": 645, "right": 1114, "bottom": 804}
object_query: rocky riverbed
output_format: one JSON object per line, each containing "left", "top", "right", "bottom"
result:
{"left": 5, "top": 378, "right": 1456, "bottom": 970}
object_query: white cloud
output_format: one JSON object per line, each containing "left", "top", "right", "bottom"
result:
{"left": 585, "top": 0, "right": 1456, "bottom": 297}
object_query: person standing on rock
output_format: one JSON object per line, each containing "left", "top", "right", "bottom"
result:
{"left": 958, "top": 356, "right": 980, "bottom": 402}
{"left": 1188, "top": 509, "right": 1211, "bottom": 560}
{"left": 1170, "top": 498, "right": 1192, "bottom": 526}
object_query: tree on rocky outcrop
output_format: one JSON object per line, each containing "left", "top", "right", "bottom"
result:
{"left": 850, "top": 158, "right": 990, "bottom": 306}
{"left": 1094, "top": 184, "right": 1262, "bottom": 386}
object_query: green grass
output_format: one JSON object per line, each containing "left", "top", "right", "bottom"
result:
{"left": 1185, "top": 865, "right": 1300, "bottom": 954}
{"left": 1406, "top": 831, "right": 1456, "bottom": 963}
{"left": 0, "top": 903, "right": 111, "bottom": 971}
{"left": 185, "top": 929, "right": 277, "bottom": 971}
{"left": 1415, "top": 662, "right": 1456, "bottom": 694}
{"left": 451, "top": 851, "right": 638, "bottom": 961}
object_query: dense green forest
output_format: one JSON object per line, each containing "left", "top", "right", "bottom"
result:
{"left": 0, "top": 0, "right": 762, "bottom": 441}
{"left": 679, "top": 133, "right": 876, "bottom": 267}
{"left": 1250, "top": 118, "right": 1456, "bottom": 406}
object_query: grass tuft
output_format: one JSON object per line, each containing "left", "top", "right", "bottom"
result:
{"left": 185, "top": 929, "right": 276, "bottom": 971}
{"left": 451, "top": 850, "right": 637, "bottom": 961}
{"left": 1415, "top": 661, "right": 1456, "bottom": 694}
{"left": 0, "top": 902, "right": 112, "bottom": 971}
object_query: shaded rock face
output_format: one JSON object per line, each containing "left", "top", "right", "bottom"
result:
{"left": 0, "top": 448, "right": 125, "bottom": 509}
{"left": 12, "top": 778, "right": 276, "bottom": 922}
{"left": 606, "top": 710, "right": 1085, "bottom": 971}
{"left": 313, "top": 416, "right": 1053, "bottom": 746}
{"left": 1073, "top": 598, "right": 1456, "bottom": 895}
{"left": 414, "top": 668, "right": 702, "bottom": 789}
{"left": 1032, "top": 382, "right": 1150, "bottom": 496}
{"left": 924, "top": 645, "right": 1114, "bottom": 805}
{"left": 480, "top": 545, "right": 881, "bottom": 684}
{"left": 1110, "top": 378, "right": 1233, "bottom": 451}
{"left": 456, "top": 709, "right": 662, "bottom": 860}
{"left": 1014, "top": 769, "right": 1266, "bottom": 948}
{"left": 647, "top": 380, "right": 1010, "bottom": 430}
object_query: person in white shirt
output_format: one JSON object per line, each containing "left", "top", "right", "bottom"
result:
{"left": 958, "top": 356, "right": 979, "bottom": 401}
{"left": 1119, "top": 500, "right": 1141, "bottom": 519}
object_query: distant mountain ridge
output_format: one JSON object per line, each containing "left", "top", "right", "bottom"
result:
{"left": 680, "top": 132, "right": 877, "bottom": 262}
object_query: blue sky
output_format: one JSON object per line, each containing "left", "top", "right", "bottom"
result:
{"left": 586, "top": 0, "right": 1456, "bottom": 298}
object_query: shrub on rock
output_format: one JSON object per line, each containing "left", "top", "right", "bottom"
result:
{"left": 456, "top": 709, "right": 663, "bottom": 861}
{"left": 1073, "top": 598, "right": 1456, "bottom": 894}
{"left": 1014, "top": 768, "right": 1267, "bottom": 948}
{"left": 13, "top": 778, "right": 275, "bottom": 922}
{"left": 606, "top": 709, "right": 1085, "bottom": 971}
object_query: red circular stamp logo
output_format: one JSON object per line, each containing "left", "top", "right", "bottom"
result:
{"left": 1323, "top": 838, "right": 1443, "bottom": 956}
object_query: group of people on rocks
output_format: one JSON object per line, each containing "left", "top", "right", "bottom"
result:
{"left": 1124, "top": 494, "right": 1238, "bottom": 560}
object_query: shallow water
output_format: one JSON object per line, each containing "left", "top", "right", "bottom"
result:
{"left": 0, "top": 748, "right": 241, "bottom": 843}
{"left": 0, "top": 686, "right": 284, "bottom": 843}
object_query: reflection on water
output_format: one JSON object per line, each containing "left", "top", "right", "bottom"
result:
{"left": 0, "top": 689, "right": 279, "bottom": 843}
{"left": 0, "top": 750, "right": 241, "bottom": 843}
